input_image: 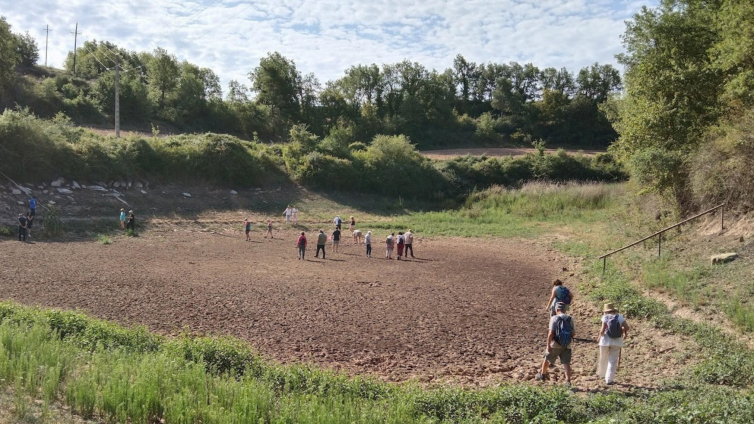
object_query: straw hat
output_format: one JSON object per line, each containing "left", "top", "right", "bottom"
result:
{"left": 603, "top": 303, "right": 618, "bottom": 313}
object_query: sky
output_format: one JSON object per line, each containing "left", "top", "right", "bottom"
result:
{"left": 1, "top": 0, "right": 657, "bottom": 90}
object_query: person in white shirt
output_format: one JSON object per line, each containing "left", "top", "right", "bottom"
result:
{"left": 365, "top": 231, "right": 372, "bottom": 257}
{"left": 283, "top": 205, "right": 292, "bottom": 223}
{"left": 292, "top": 206, "right": 299, "bottom": 224}
{"left": 595, "top": 303, "right": 630, "bottom": 385}
{"left": 404, "top": 229, "right": 415, "bottom": 258}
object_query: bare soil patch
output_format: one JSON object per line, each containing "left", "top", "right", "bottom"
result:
{"left": 421, "top": 147, "right": 604, "bottom": 160}
{"left": 0, "top": 226, "right": 687, "bottom": 389}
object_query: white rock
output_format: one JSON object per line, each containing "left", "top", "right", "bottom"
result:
{"left": 127, "top": 181, "right": 132, "bottom": 189}
{"left": 135, "top": 181, "right": 143, "bottom": 188}
{"left": 89, "top": 185, "right": 107, "bottom": 191}
{"left": 48, "top": 200, "right": 55, "bottom": 205}
{"left": 17, "top": 201, "right": 24, "bottom": 205}
{"left": 66, "top": 196, "right": 75, "bottom": 202}
{"left": 113, "top": 182, "right": 120, "bottom": 188}
{"left": 11, "top": 189, "right": 21, "bottom": 195}
{"left": 56, "top": 188, "right": 73, "bottom": 194}
{"left": 43, "top": 190, "right": 48, "bottom": 194}
{"left": 37, "top": 185, "right": 44, "bottom": 189}
{"left": 50, "top": 177, "right": 66, "bottom": 187}
{"left": 140, "top": 189, "right": 147, "bottom": 194}
{"left": 255, "top": 188, "right": 261, "bottom": 191}
{"left": 182, "top": 192, "right": 192, "bottom": 198}
{"left": 81, "top": 185, "right": 86, "bottom": 189}
{"left": 230, "top": 190, "right": 238, "bottom": 195}
{"left": 71, "top": 181, "right": 81, "bottom": 189}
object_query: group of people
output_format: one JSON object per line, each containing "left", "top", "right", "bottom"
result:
{"left": 16, "top": 196, "right": 36, "bottom": 241}
{"left": 538, "top": 279, "right": 630, "bottom": 387}
{"left": 119, "top": 208, "right": 136, "bottom": 231}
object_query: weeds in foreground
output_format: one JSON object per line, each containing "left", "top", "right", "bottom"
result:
{"left": 125, "top": 229, "right": 137, "bottom": 237}
{"left": 0, "top": 225, "right": 14, "bottom": 237}
{"left": 43, "top": 205, "right": 64, "bottom": 237}
{"left": 97, "top": 234, "right": 111, "bottom": 245}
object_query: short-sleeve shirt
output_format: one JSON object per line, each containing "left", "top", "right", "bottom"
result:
{"left": 598, "top": 314, "right": 626, "bottom": 347}
{"left": 405, "top": 232, "right": 413, "bottom": 244}
{"left": 386, "top": 236, "right": 394, "bottom": 247}
{"left": 548, "top": 313, "right": 575, "bottom": 348}
{"left": 29, "top": 198, "right": 36, "bottom": 209}
{"left": 332, "top": 230, "right": 341, "bottom": 241}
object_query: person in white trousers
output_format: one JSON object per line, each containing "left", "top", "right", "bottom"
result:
{"left": 596, "top": 303, "right": 630, "bottom": 385}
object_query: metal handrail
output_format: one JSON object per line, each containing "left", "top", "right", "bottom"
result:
{"left": 598, "top": 203, "right": 726, "bottom": 273}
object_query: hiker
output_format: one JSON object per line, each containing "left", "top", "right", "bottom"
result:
{"left": 334, "top": 215, "right": 342, "bottom": 230}
{"left": 365, "top": 231, "right": 372, "bottom": 257}
{"left": 536, "top": 302, "right": 575, "bottom": 387}
{"left": 352, "top": 229, "right": 363, "bottom": 244}
{"left": 292, "top": 206, "right": 299, "bottom": 224}
{"left": 126, "top": 210, "right": 135, "bottom": 231}
{"left": 29, "top": 196, "right": 36, "bottom": 217}
{"left": 546, "top": 279, "right": 573, "bottom": 317}
{"left": 244, "top": 218, "right": 251, "bottom": 241}
{"left": 404, "top": 229, "right": 415, "bottom": 258}
{"left": 265, "top": 220, "right": 274, "bottom": 239}
{"left": 396, "top": 232, "right": 405, "bottom": 260}
{"left": 25, "top": 212, "right": 34, "bottom": 238}
{"left": 332, "top": 226, "right": 341, "bottom": 253}
{"left": 119, "top": 208, "right": 126, "bottom": 229}
{"left": 296, "top": 231, "right": 307, "bottom": 260}
{"left": 316, "top": 229, "right": 327, "bottom": 259}
{"left": 349, "top": 216, "right": 356, "bottom": 232}
{"left": 17, "top": 213, "right": 27, "bottom": 241}
{"left": 385, "top": 233, "right": 395, "bottom": 259}
{"left": 283, "top": 205, "right": 292, "bottom": 223}
{"left": 596, "top": 303, "right": 629, "bottom": 385}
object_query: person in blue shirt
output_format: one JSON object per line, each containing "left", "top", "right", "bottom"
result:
{"left": 29, "top": 196, "right": 37, "bottom": 216}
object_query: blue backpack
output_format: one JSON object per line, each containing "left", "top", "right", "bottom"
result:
{"left": 606, "top": 314, "right": 623, "bottom": 338}
{"left": 554, "top": 315, "right": 573, "bottom": 347}
{"left": 557, "top": 286, "right": 572, "bottom": 305}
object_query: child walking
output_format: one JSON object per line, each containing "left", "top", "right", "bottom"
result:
{"left": 265, "top": 220, "right": 274, "bottom": 239}
{"left": 244, "top": 218, "right": 251, "bottom": 241}
{"left": 296, "top": 231, "right": 307, "bottom": 260}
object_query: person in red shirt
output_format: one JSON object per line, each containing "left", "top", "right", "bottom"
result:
{"left": 296, "top": 231, "right": 307, "bottom": 260}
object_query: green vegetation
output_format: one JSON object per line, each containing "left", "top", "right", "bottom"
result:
{"left": 1, "top": 17, "right": 619, "bottom": 149}
{"left": 41, "top": 204, "right": 63, "bottom": 237}
{"left": 97, "top": 234, "right": 111, "bottom": 245}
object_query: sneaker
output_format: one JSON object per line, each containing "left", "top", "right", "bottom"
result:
{"left": 605, "top": 381, "right": 614, "bottom": 386}
{"left": 535, "top": 372, "right": 549, "bottom": 382}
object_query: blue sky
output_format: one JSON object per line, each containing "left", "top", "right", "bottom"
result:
{"left": 1, "top": 0, "right": 657, "bottom": 90}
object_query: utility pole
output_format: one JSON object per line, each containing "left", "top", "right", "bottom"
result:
{"left": 43, "top": 25, "right": 51, "bottom": 67}
{"left": 114, "top": 55, "right": 120, "bottom": 138}
{"left": 70, "top": 23, "right": 81, "bottom": 76}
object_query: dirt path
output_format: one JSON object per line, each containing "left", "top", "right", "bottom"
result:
{"left": 421, "top": 147, "right": 605, "bottom": 160}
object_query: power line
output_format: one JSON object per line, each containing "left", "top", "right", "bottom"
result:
{"left": 83, "top": 45, "right": 112, "bottom": 71}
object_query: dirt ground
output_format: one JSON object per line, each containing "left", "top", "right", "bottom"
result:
{"left": 421, "top": 147, "right": 604, "bottom": 160}
{"left": 0, "top": 223, "right": 689, "bottom": 390}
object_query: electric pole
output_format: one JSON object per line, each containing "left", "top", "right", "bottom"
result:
{"left": 70, "top": 23, "right": 81, "bottom": 76}
{"left": 43, "top": 25, "right": 51, "bottom": 67}
{"left": 115, "top": 55, "right": 120, "bottom": 138}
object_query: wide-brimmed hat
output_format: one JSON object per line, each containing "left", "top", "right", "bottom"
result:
{"left": 603, "top": 303, "right": 618, "bottom": 313}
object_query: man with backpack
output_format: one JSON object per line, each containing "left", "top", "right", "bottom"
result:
{"left": 545, "top": 279, "right": 573, "bottom": 317}
{"left": 596, "top": 303, "right": 629, "bottom": 385}
{"left": 536, "top": 302, "right": 575, "bottom": 387}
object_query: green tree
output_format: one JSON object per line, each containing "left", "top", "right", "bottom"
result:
{"left": 0, "top": 17, "right": 18, "bottom": 88}
{"left": 248, "top": 52, "right": 302, "bottom": 131}
{"left": 13, "top": 31, "right": 38, "bottom": 66}
{"left": 147, "top": 47, "right": 180, "bottom": 108}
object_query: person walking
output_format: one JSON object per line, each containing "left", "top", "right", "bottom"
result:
{"left": 126, "top": 210, "right": 135, "bottom": 232}
{"left": 316, "top": 230, "right": 327, "bottom": 259}
{"left": 334, "top": 215, "right": 342, "bottom": 230}
{"left": 244, "top": 218, "right": 252, "bottom": 241}
{"left": 119, "top": 208, "right": 126, "bottom": 229}
{"left": 265, "top": 220, "right": 274, "bottom": 239}
{"left": 25, "top": 212, "right": 34, "bottom": 238}
{"left": 536, "top": 302, "right": 575, "bottom": 387}
{"left": 29, "top": 196, "right": 37, "bottom": 217}
{"left": 17, "top": 213, "right": 27, "bottom": 241}
{"left": 332, "top": 227, "right": 341, "bottom": 253}
{"left": 596, "top": 303, "right": 629, "bottom": 385}
{"left": 296, "top": 231, "right": 307, "bottom": 260}
{"left": 385, "top": 233, "right": 395, "bottom": 259}
{"left": 349, "top": 216, "right": 356, "bottom": 232}
{"left": 292, "top": 206, "right": 299, "bottom": 224}
{"left": 404, "top": 229, "right": 415, "bottom": 258}
{"left": 396, "top": 232, "right": 405, "bottom": 260}
{"left": 365, "top": 231, "right": 372, "bottom": 257}
{"left": 545, "top": 279, "right": 573, "bottom": 317}
{"left": 283, "top": 205, "right": 292, "bottom": 223}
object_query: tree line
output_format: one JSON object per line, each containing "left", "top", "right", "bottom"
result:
{"left": 0, "top": 16, "right": 622, "bottom": 150}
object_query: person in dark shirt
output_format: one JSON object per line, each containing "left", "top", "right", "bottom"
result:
{"left": 332, "top": 227, "right": 341, "bottom": 253}
{"left": 17, "top": 213, "right": 27, "bottom": 241}
{"left": 126, "top": 210, "right": 135, "bottom": 231}
{"left": 25, "top": 212, "right": 34, "bottom": 238}
{"left": 316, "top": 230, "right": 327, "bottom": 259}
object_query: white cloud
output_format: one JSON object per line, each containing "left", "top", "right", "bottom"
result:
{"left": 1, "top": 0, "right": 658, "bottom": 90}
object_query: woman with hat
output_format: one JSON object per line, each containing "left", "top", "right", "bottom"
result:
{"left": 595, "top": 303, "right": 629, "bottom": 385}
